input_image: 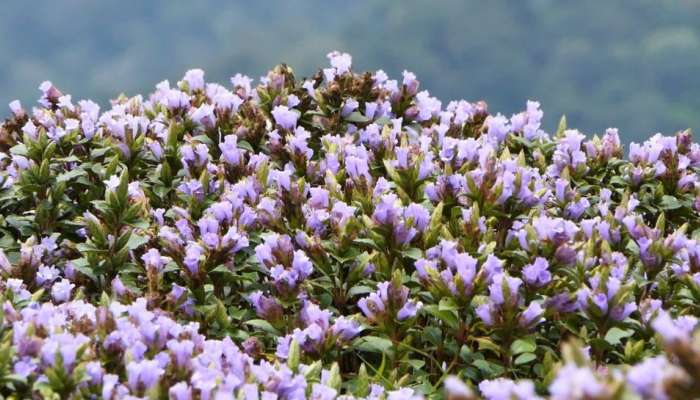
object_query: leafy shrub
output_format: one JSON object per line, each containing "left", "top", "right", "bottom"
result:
{"left": 0, "top": 52, "right": 699, "bottom": 399}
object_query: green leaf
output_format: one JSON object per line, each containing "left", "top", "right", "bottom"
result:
{"left": 237, "top": 140, "right": 255, "bottom": 153}
{"left": 475, "top": 337, "right": 502, "bottom": 355}
{"left": 401, "top": 247, "right": 422, "bottom": 260}
{"left": 511, "top": 337, "right": 537, "bottom": 355}
{"left": 56, "top": 168, "right": 87, "bottom": 182}
{"left": 244, "top": 319, "right": 280, "bottom": 335}
{"left": 353, "top": 238, "right": 379, "bottom": 250}
{"left": 344, "top": 112, "right": 370, "bottom": 124}
{"left": 604, "top": 327, "right": 634, "bottom": 346}
{"left": 555, "top": 115, "right": 567, "bottom": 137}
{"left": 126, "top": 234, "right": 149, "bottom": 250}
{"left": 406, "top": 359, "right": 425, "bottom": 370}
{"left": 423, "top": 304, "right": 459, "bottom": 329}
{"left": 659, "top": 195, "right": 682, "bottom": 210}
{"left": 472, "top": 359, "right": 504, "bottom": 377}
{"left": 438, "top": 297, "right": 458, "bottom": 312}
{"left": 353, "top": 336, "right": 393, "bottom": 353}
{"left": 514, "top": 352, "right": 537, "bottom": 365}
{"left": 348, "top": 285, "right": 372, "bottom": 297}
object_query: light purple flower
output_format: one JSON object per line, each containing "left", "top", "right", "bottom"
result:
{"left": 51, "top": 278, "right": 75, "bottom": 303}
{"left": 271, "top": 105, "right": 299, "bottom": 130}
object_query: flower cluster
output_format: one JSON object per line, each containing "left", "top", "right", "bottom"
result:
{"left": 0, "top": 51, "right": 700, "bottom": 398}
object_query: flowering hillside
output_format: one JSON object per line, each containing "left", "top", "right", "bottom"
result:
{"left": 0, "top": 52, "right": 699, "bottom": 399}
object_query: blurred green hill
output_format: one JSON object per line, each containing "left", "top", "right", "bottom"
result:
{"left": 2, "top": 0, "right": 699, "bottom": 143}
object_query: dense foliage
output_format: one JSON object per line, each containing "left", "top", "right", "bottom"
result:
{"left": 0, "top": 53, "right": 700, "bottom": 399}
{"left": 3, "top": 0, "right": 700, "bottom": 142}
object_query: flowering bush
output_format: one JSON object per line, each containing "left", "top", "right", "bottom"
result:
{"left": 0, "top": 51, "right": 699, "bottom": 399}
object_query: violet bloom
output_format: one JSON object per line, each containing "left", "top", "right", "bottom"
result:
{"left": 346, "top": 155, "right": 372, "bottom": 182}
{"left": 488, "top": 273, "right": 522, "bottom": 306}
{"left": 479, "top": 378, "right": 541, "bottom": 400}
{"left": 271, "top": 105, "right": 299, "bottom": 130}
{"left": 519, "top": 302, "right": 544, "bottom": 328}
{"left": 404, "top": 203, "right": 430, "bottom": 232}
{"left": 627, "top": 356, "right": 678, "bottom": 400}
{"left": 476, "top": 303, "right": 495, "bottom": 326}
{"left": 141, "top": 248, "right": 166, "bottom": 273}
{"left": 548, "top": 364, "right": 606, "bottom": 400}
{"left": 167, "top": 339, "right": 195, "bottom": 368}
{"left": 183, "top": 242, "right": 204, "bottom": 275}
{"left": 522, "top": 257, "right": 551, "bottom": 288}
{"left": 170, "top": 382, "right": 193, "bottom": 400}
{"left": 248, "top": 291, "right": 283, "bottom": 321}
{"left": 372, "top": 194, "right": 401, "bottom": 226}
{"left": 104, "top": 175, "right": 120, "bottom": 192}
{"left": 126, "top": 359, "right": 164, "bottom": 391}
{"left": 111, "top": 276, "right": 128, "bottom": 297}
{"left": 208, "top": 201, "right": 233, "bottom": 223}
{"left": 443, "top": 376, "right": 474, "bottom": 400}
{"left": 183, "top": 68, "right": 205, "bottom": 91}
{"left": 331, "top": 316, "right": 362, "bottom": 341}
{"left": 291, "top": 250, "right": 313, "bottom": 279}
{"left": 652, "top": 311, "right": 698, "bottom": 344}
{"left": 178, "top": 179, "right": 205, "bottom": 201}
{"left": 287, "top": 127, "right": 314, "bottom": 159}
{"left": 397, "top": 300, "right": 423, "bottom": 321}
{"left": 327, "top": 51, "right": 352, "bottom": 74}
{"left": 308, "top": 187, "right": 330, "bottom": 209}
{"left": 41, "top": 332, "right": 89, "bottom": 371}
{"left": 220, "top": 134, "right": 242, "bottom": 166}
{"left": 268, "top": 169, "right": 292, "bottom": 191}
{"left": 51, "top": 278, "right": 75, "bottom": 303}
{"left": 35, "top": 265, "right": 60, "bottom": 287}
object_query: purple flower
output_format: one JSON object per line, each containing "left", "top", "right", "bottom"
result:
{"left": 488, "top": 274, "right": 522, "bottom": 306}
{"left": 190, "top": 104, "right": 216, "bottom": 128}
{"left": 397, "top": 300, "right": 422, "bottom": 321}
{"left": 479, "top": 378, "right": 540, "bottom": 400}
{"left": 522, "top": 257, "right": 551, "bottom": 287}
{"left": 111, "top": 276, "right": 127, "bottom": 297}
{"left": 271, "top": 105, "right": 299, "bottom": 130}
{"left": 167, "top": 339, "right": 194, "bottom": 368}
{"left": 141, "top": 248, "right": 166, "bottom": 273}
{"left": 476, "top": 303, "right": 495, "bottom": 326}
{"left": 627, "top": 356, "right": 677, "bottom": 400}
{"left": 170, "top": 382, "right": 193, "bottom": 400}
{"left": 652, "top": 311, "right": 697, "bottom": 344}
{"left": 183, "top": 68, "right": 205, "bottom": 91}
{"left": 292, "top": 250, "right": 313, "bottom": 279}
{"left": 373, "top": 194, "right": 401, "bottom": 225}
{"left": 51, "top": 278, "right": 75, "bottom": 303}
{"left": 485, "top": 114, "right": 509, "bottom": 143}
{"left": 183, "top": 242, "right": 204, "bottom": 275}
{"left": 288, "top": 127, "right": 313, "bottom": 159}
{"left": 519, "top": 302, "right": 544, "bottom": 328}
{"left": 126, "top": 359, "right": 164, "bottom": 391}
{"left": 327, "top": 51, "right": 352, "bottom": 74}
{"left": 346, "top": 155, "right": 372, "bottom": 182}
{"left": 8, "top": 99, "right": 23, "bottom": 116}
{"left": 208, "top": 201, "right": 233, "bottom": 223}
{"left": 404, "top": 203, "right": 430, "bottom": 232}
{"left": 331, "top": 316, "right": 362, "bottom": 341}
{"left": 104, "top": 175, "right": 120, "bottom": 192}
{"left": 549, "top": 364, "right": 606, "bottom": 400}
{"left": 35, "top": 265, "right": 60, "bottom": 287}
{"left": 41, "top": 332, "right": 89, "bottom": 370}
{"left": 308, "top": 188, "right": 330, "bottom": 209}
{"left": 591, "top": 293, "right": 609, "bottom": 315}
{"left": 268, "top": 169, "right": 292, "bottom": 191}
{"left": 444, "top": 376, "right": 474, "bottom": 400}
{"left": 220, "top": 134, "right": 243, "bottom": 165}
